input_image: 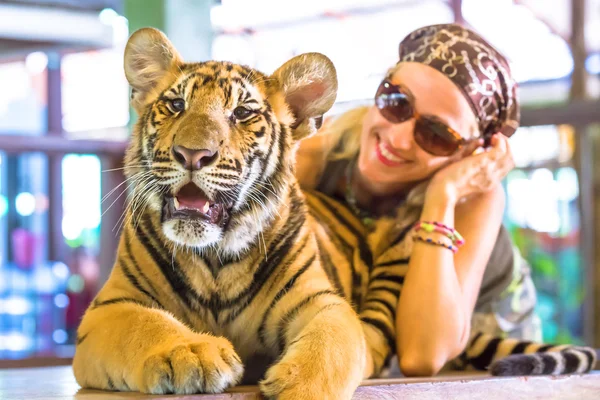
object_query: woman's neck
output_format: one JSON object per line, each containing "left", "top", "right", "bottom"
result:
{"left": 350, "top": 164, "right": 413, "bottom": 217}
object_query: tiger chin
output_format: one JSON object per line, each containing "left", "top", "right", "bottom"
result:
{"left": 71, "top": 27, "right": 366, "bottom": 399}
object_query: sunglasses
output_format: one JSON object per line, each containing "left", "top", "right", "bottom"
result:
{"left": 374, "top": 79, "right": 474, "bottom": 157}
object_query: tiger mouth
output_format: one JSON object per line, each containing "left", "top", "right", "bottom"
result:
{"left": 162, "top": 182, "right": 232, "bottom": 226}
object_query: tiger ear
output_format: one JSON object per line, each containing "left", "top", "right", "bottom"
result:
{"left": 124, "top": 27, "right": 183, "bottom": 111}
{"left": 271, "top": 53, "right": 338, "bottom": 141}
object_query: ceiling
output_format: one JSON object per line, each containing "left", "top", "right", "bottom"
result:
{"left": 1, "top": 0, "right": 598, "bottom": 66}
{"left": 516, "top": 0, "right": 600, "bottom": 52}
{"left": 211, "top": 0, "right": 599, "bottom": 53}
{"left": 0, "top": 0, "right": 122, "bottom": 13}
{"left": 0, "top": 0, "right": 122, "bottom": 61}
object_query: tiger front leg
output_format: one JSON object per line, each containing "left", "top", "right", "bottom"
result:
{"left": 259, "top": 300, "right": 367, "bottom": 400}
{"left": 72, "top": 298, "right": 243, "bottom": 394}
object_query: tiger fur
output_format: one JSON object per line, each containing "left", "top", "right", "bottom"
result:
{"left": 72, "top": 27, "right": 597, "bottom": 399}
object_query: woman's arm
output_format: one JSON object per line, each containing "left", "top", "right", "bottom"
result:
{"left": 396, "top": 135, "right": 514, "bottom": 376}
{"left": 397, "top": 184, "right": 505, "bottom": 376}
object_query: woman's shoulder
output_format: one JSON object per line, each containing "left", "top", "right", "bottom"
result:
{"left": 296, "top": 106, "right": 367, "bottom": 190}
{"left": 297, "top": 133, "right": 332, "bottom": 155}
{"left": 295, "top": 135, "right": 331, "bottom": 190}
{"left": 295, "top": 129, "right": 350, "bottom": 191}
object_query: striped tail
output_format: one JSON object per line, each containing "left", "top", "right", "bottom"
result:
{"left": 462, "top": 332, "right": 598, "bottom": 376}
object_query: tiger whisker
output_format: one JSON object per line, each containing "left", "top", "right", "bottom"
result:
{"left": 131, "top": 182, "right": 166, "bottom": 232}
{"left": 102, "top": 177, "right": 144, "bottom": 220}
{"left": 114, "top": 174, "right": 156, "bottom": 233}
{"left": 102, "top": 171, "right": 151, "bottom": 204}
{"left": 121, "top": 174, "right": 158, "bottom": 231}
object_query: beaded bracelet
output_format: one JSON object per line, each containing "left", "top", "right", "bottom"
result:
{"left": 413, "top": 221, "right": 465, "bottom": 246}
{"left": 413, "top": 234, "right": 458, "bottom": 253}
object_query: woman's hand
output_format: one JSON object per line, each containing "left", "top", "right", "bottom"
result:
{"left": 428, "top": 134, "right": 515, "bottom": 204}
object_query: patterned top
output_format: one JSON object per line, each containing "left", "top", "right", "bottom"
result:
{"left": 314, "top": 156, "right": 542, "bottom": 345}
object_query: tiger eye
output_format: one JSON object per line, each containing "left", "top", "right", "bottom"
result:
{"left": 169, "top": 98, "right": 186, "bottom": 112}
{"left": 233, "top": 106, "right": 253, "bottom": 120}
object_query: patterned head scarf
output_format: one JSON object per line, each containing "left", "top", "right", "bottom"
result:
{"left": 398, "top": 23, "right": 520, "bottom": 141}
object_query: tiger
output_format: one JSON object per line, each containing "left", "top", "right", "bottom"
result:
{"left": 72, "top": 27, "right": 597, "bottom": 399}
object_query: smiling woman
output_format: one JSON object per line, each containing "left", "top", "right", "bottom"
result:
{"left": 295, "top": 23, "right": 595, "bottom": 377}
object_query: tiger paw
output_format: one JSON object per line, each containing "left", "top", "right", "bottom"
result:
{"left": 260, "top": 361, "right": 303, "bottom": 400}
{"left": 259, "top": 359, "right": 358, "bottom": 400}
{"left": 136, "top": 336, "right": 244, "bottom": 394}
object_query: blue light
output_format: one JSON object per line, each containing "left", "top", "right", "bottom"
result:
{"left": 33, "top": 266, "right": 60, "bottom": 294}
{"left": 0, "top": 296, "right": 33, "bottom": 315}
{"left": 586, "top": 53, "right": 600, "bottom": 75}
{"left": 53, "top": 329, "right": 68, "bottom": 344}
{"left": 52, "top": 262, "right": 70, "bottom": 280}
{"left": 0, "top": 195, "right": 8, "bottom": 217}
{"left": 54, "top": 294, "right": 70, "bottom": 308}
{"left": 0, "top": 333, "right": 33, "bottom": 351}
{"left": 15, "top": 192, "right": 36, "bottom": 216}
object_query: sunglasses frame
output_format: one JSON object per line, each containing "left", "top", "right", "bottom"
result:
{"left": 374, "top": 78, "right": 475, "bottom": 157}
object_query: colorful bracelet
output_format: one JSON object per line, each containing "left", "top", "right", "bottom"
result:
{"left": 413, "top": 221, "right": 465, "bottom": 246}
{"left": 413, "top": 234, "right": 458, "bottom": 253}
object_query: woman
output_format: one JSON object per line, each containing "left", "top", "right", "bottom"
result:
{"left": 296, "top": 24, "right": 542, "bottom": 376}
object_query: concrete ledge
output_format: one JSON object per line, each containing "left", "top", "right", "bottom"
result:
{"left": 1, "top": 366, "right": 599, "bottom": 400}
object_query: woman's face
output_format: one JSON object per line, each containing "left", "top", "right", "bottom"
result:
{"left": 357, "top": 62, "right": 479, "bottom": 196}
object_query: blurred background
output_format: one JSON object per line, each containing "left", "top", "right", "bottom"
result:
{"left": 0, "top": 0, "right": 598, "bottom": 367}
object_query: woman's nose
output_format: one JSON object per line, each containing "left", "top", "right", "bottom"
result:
{"left": 387, "top": 119, "right": 415, "bottom": 150}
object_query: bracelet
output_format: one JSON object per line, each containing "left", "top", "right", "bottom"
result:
{"left": 413, "top": 221, "right": 465, "bottom": 246}
{"left": 413, "top": 234, "right": 458, "bottom": 253}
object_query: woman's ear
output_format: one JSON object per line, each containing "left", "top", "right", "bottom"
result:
{"left": 124, "top": 27, "right": 183, "bottom": 112}
{"left": 270, "top": 53, "right": 338, "bottom": 141}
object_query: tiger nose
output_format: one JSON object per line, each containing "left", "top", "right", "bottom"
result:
{"left": 172, "top": 145, "right": 218, "bottom": 171}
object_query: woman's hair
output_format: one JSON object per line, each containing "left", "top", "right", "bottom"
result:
{"left": 318, "top": 105, "right": 368, "bottom": 161}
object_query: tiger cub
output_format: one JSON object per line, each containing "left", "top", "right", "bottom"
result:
{"left": 72, "top": 27, "right": 369, "bottom": 400}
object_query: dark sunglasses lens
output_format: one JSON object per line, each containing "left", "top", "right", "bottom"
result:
{"left": 375, "top": 81, "right": 412, "bottom": 124}
{"left": 414, "top": 117, "right": 461, "bottom": 156}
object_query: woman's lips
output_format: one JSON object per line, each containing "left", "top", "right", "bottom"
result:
{"left": 375, "top": 136, "right": 410, "bottom": 167}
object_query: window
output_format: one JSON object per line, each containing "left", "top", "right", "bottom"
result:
{"left": 0, "top": 7, "right": 128, "bottom": 360}
{"left": 504, "top": 125, "right": 584, "bottom": 344}
{"left": 0, "top": 55, "right": 47, "bottom": 135}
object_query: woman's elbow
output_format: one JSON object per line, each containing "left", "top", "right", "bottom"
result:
{"left": 400, "top": 351, "right": 447, "bottom": 377}
{"left": 399, "top": 333, "right": 470, "bottom": 377}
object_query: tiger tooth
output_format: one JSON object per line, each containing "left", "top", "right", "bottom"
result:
{"left": 202, "top": 202, "right": 210, "bottom": 213}
{"left": 173, "top": 197, "right": 180, "bottom": 210}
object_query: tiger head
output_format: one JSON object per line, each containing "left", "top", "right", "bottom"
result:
{"left": 123, "top": 28, "right": 337, "bottom": 255}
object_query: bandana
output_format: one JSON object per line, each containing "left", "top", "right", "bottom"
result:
{"left": 398, "top": 23, "right": 520, "bottom": 140}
